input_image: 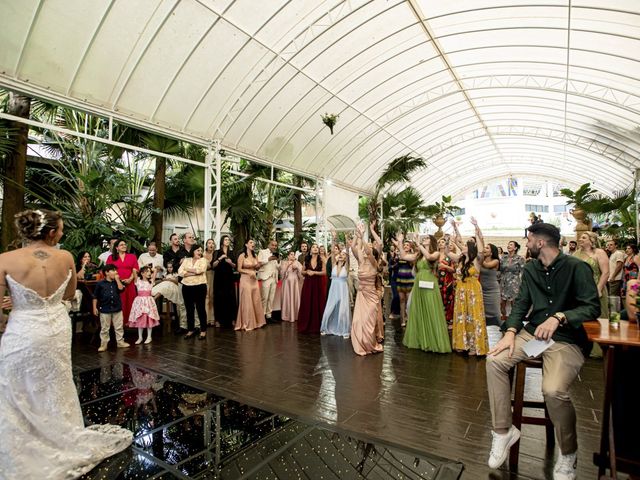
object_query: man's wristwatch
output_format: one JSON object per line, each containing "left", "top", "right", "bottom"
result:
{"left": 551, "top": 312, "right": 567, "bottom": 326}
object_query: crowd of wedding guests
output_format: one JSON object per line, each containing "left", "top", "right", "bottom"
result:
{"left": 76, "top": 218, "right": 637, "bottom": 357}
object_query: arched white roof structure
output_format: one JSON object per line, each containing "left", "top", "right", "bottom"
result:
{"left": 1, "top": 0, "right": 639, "bottom": 200}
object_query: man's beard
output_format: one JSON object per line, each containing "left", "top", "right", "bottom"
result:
{"left": 529, "top": 245, "right": 540, "bottom": 259}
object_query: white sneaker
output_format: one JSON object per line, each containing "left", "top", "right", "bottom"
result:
{"left": 553, "top": 451, "right": 577, "bottom": 480}
{"left": 488, "top": 426, "right": 520, "bottom": 469}
{"left": 98, "top": 344, "right": 108, "bottom": 352}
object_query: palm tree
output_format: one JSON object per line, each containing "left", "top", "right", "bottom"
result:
{"left": 366, "top": 154, "right": 427, "bottom": 235}
{"left": 140, "top": 133, "right": 182, "bottom": 245}
{"left": 1, "top": 92, "right": 31, "bottom": 251}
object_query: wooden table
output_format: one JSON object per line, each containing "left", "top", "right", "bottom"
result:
{"left": 584, "top": 319, "right": 640, "bottom": 479}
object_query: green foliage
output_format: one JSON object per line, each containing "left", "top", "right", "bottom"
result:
{"left": 424, "top": 195, "right": 460, "bottom": 217}
{"left": 559, "top": 183, "right": 600, "bottom": 212}
{"left": 374, "top": 155, "right": 427, "bottom": 196}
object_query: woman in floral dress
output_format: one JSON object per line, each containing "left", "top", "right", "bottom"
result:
{"left": 621, "top": 243, "right": 639, "bottom": 299}
{"left": 436, "top": 237, "right": 456, "bottom": 329}
{"left": 499, "top": 241, "right": 525, "bottom": 319}
{"left": 448, "top": 220, "right": 488, "bottom": 356}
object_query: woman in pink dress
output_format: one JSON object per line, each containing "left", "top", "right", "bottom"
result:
{"left": 280, "top": 251, "right": 303, "bottom": 322}
{"left": 235, "top": 239, "right": 266, "bottom": 331}
{"left": 351, "top": 224, "right": 384, "bottom": 356}
{"left": 128, "top": 265, "right": 160, "bottom": 344}
{"left": 106, "top": 239, "right": 138, "bottom": 324}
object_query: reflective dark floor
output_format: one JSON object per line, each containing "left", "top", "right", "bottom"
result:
{"left": 72, "top": 318, "right": 605, "bottom": 480}
{"left": 77, "top": 363, "right": 462, "bottom": 479}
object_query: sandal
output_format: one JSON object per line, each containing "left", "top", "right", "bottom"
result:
{"left": 184, "top": 332, "right": 195, "bottom": 339}
{"left": 198, "top": 333, "right": 207, "bottom": 340}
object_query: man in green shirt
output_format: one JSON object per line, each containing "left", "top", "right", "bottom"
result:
{"left": 486, "top": 223, "right": 600, "bottom": 480}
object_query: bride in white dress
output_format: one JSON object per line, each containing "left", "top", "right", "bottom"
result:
{"left": 0, "top": 209, "right": 132, "bottom": 479}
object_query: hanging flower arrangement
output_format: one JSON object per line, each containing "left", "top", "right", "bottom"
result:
{"left": 321, "top": 113, "right": 339, "bottom": 135}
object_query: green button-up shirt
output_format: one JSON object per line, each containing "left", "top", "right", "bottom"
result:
{"left": 504, "top": 252, "right": 600, "bottom": 344}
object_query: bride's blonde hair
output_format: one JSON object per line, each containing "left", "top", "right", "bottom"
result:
{"left": 14, "top": 209, "right": 62, "bottom": 241}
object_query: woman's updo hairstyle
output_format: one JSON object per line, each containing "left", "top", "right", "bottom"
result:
{"left": 14, "top": 209, "right": 61, "bottom": 241}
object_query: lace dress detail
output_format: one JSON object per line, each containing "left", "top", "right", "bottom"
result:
{"left": 0, "top": 271, "right": 132, "bottom": 479}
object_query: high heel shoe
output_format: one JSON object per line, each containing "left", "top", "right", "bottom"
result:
{"left": 184, "top": 332, "right": 195, "bottom": 339}
{"left": 198, "top": 333, "right": 207, "bottom": 340}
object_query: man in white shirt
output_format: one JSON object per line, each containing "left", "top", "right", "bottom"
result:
{"left": 606, "top": 239, "right": 625, "bottom": 296}
{"left": 258, "top": 240, "right": 280, "bottom": 321}
{"left": 138, "top": 242, "right": 165, "bottom": 279}
{"left": 98, "top": 237, "right": 118, "bottom": 266}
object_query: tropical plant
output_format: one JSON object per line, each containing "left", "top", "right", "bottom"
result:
{"left": 559, "top": 183, "right": 599, "bottom": 212}
{"left": 0, "top": 91, "right": 31, "bottom": 251}
{"left": 365, "top": 154, "right": 427, "bottom": 234}
{"left": 594, "top": 189, "right": 637, "bottom": 241}
{"left": 425, "top": 195, "right": 460, "bottom": 218}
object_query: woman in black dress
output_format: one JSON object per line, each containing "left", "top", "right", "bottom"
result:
{"left": 211, "top": 235, "right": 237, "bottom": 328}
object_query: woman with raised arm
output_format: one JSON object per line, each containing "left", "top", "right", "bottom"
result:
{"left": 350, "top": 224, "right": 384, "bottom": 355}
{"left": 471, "top": 217, "right": 502, "bottom": 347}
{"left": 395, "top": 237, "right": 415, "bottom": 327}
{"left": 447, "top": 227, "right": 488, "bottom": 356}
{"left": 0, "top": 210, "right": 132, "bottom": 478}
{"left": 436, "top": 236, "right": 456, "bottom": 329}
{"left": 234, "top": 239, "right": 266, "bottom": 331}
{"left": 320, "top": 231, "right": 351, "bottom": 338}
{"left": 398, "top": 233, "right": 451, "bottom": 353}
{"left": 575, "top": 231, "right": 610, "bottom": 318}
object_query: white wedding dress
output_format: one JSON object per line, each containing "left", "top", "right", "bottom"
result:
{"left": 0, "top": 271, "right": 132, "bottom": 479}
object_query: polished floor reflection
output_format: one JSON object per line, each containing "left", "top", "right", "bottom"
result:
{"left": 77, "top": 363, "right": 463, "bottom": 479}
{"left": 72, "top": 320, "right": 604, "bottom": 479}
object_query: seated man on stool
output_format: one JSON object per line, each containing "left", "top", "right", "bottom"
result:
{"left": 486, "top": 223, "right": 600, "bottom": 480}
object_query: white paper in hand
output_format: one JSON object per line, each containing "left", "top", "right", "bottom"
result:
{"left": 522, "top": 338, "right": 555, "bottom": 358}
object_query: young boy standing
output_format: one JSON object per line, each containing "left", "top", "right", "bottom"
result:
{"left": 93, "top": 264, "right": 130, "bottom": 352}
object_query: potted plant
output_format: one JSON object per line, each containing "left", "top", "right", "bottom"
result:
{"left": 321, "top": 113, "right": 339, "bottom": 135}
{"left": 559, "top": 183, "right": 599, "bottom": 235}
{"left": 425, "top": 195, "right": 460, "bottom": 238}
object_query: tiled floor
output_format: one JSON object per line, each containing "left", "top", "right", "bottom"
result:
{"left": 77, "top": 363, "right": 463, "bottom": 479}
{"left": 72, "top": 319, "right": 606, "bottom": 479}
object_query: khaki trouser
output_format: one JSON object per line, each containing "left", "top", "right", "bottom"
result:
{"left": 348, "top": 272, "right": 359, "bottom": 308}
{"left": 99, "top": 311, "right": 125, "bottom": 346}
{"left": 261, "top": 276, "right": 277, "bottom": 318}
{"left": 486, "top": 329, "right": 585, "bottom": 454}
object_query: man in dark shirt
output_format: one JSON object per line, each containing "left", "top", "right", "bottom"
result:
{"left": 92, "top": 264, "right": 130, "bottom": 352}
{"left": 164, "top": 233, "right": 182, "bottom": 272}
{"left": 486, "top": 223, "right": 600, "bottom": 479}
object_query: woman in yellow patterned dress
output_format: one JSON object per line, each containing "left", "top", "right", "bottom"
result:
{"left": 447, "top": 221, "right": 488, "bottom": 355}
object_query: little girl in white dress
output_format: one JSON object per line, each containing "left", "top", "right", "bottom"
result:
{"left": 129, "top": 266, "right": 160, "bottom": 344}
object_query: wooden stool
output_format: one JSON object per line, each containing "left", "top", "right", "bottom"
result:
{"left": 509, "top": 357, "right": 555, "bottom": 470}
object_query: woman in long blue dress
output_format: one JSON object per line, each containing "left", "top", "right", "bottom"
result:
{"left": 398, "top": 233, "right": 451, "bottom": 353}
{"left": 320, "top": 248, "right": 352, "bottom": 338}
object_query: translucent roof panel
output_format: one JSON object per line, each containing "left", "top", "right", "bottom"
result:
{"left": 1, "top": 0, "right": 639, "bottom": 201}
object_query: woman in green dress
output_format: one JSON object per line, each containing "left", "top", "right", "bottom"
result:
{"left": 397, "top": 233, "right": 451, "bottom": 353}
{"left": 575, "top": 231, "right": 609, "bottom": 317}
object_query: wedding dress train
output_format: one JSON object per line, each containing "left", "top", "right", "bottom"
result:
{"left": 0, "top": 272, "right": 132, "bottom": 479}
